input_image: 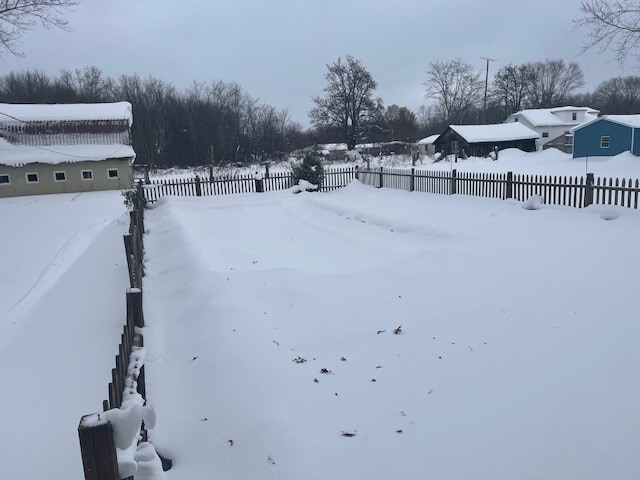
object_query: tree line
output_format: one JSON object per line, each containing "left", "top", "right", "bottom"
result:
{"left": 1, "top": 62, "right": 640, "bottom": 166}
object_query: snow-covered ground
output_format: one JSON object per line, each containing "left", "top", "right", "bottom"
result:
{"left": 0, "top": 191, "right": 130, "bottom": 479}
{"left": 143, "top": 183, "right": 640, "bottom": 479}
{"left": 148, "top": 149, "right": 640, "bottom": 181}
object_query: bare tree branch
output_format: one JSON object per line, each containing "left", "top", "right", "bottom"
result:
{"left": 574, "top": 0, "right": 640, "bottom": 66}
{"left": 0, "top": 0, "right": 80, "bottom": 58}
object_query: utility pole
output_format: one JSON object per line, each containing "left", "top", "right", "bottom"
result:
{"left": 481, "top": 57, "right": 496, "bottom": 124}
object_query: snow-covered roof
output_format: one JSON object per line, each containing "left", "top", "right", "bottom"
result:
{"left": 0, "top": 102, "right": 133, "bottom": 126}
{"left": 507, "top": 106, "right": 599, "bottom": 127}
{"left": 571, "top": 114, "right": 640, "bottom": 132}
{"left": 418, "top": 134, "right": 439, "bottom": 144}
{"left": 449, "top": 123, "right": 539, "bottom": 143}
{"left": 0, "top": 138, "right": 135, "bottom": 167}
{"left": 601, "top": 114, "right": 640, "bottom": 128}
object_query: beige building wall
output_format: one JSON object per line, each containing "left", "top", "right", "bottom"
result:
{"left": 0, "top": 158, "right": 133, "bottom": 198}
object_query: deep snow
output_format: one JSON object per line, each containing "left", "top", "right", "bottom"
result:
{"left": 143, "top": 182, "right": 640, "bottom": 479}
{"left": 0, "top": 191, "right": 130, "bottom": 479}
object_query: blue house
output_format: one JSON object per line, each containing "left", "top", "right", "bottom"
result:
{"left": 572, "top": 115, "right": 640, "bottom": 158}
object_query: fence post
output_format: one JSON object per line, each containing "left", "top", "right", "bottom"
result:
{"left": 123, "top": 234, "right": 135, "bottom": 289}
{"left": 410, "top": 167, "right": 415, "bottom": 192}
{"left": 354, "top": 165, "right": 359, "bottom": 181}
{"left": 255, "top": 177, "right": 264, "bottom": 193}
{"left": 265, "top": 163, "right": 270, "bottom": 179}
{"left": 78, "top": 418, "right": 121, "bottom": 480}
{"left": 506, "top": 171, "right": 513, "bottom": 199}
{"left": 378, "top": 166, "right": 384, "bottom": 188}
{"left": 195, "top": 176, "right": 202, "bottom": 196}
{"left": 127, "top": 288, "right": 144, "bottom": 328}
{"left": 451, "top": 169, "right": 457, "bottom": 195}
{"left": 144, "top": 166, "right": 150, "bottom": 185}
{"left": 584, "top": 172, "right": 594, "bottom": 207}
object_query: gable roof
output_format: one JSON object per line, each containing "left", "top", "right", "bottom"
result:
{"left": 449, "top": 123, "right": 539, "bottom": 143}
{"left": 571, "top": 114, "right": 640, "bottom": 132}
{"left": 507, "top": 106, "right": 599, "bottom": 127}
{"left": 417, "top": 134, "right": 440, "bottom": 144}
{"left": 0, "top": 102, "right": 133, "bottom": 126}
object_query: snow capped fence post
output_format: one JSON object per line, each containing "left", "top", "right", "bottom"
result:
{"left": 584, "top": 172, "right": 594, "bottom": 207}
{"left": 451, "top": 169, "right": 457, "bottom": 195}
{"left": 378, "top": 166, "right": 384, "bottom": 188}
{"left": 506, "top": 171, "right": 513, "bottom": 199}
{"left": 410, "top": 167, "right": 415, "bottom": 192}
{"left": 195, "top": 176, "right": 202, "bottom": 197}
{"left": 78, "top": 419, "right": 121, "bottom": 480}
{"left": 254, "top": 172, "right": 264, "bottom": 193}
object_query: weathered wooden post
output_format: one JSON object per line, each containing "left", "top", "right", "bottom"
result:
{"left": 410, "top": 167, "right": 415, "bottom": 192}
{"left": 378, "top": 166, "right": 384, "bottom": 188}
{"left": 584, "top": 172, "right": 594, "bottom": 207}
{"left": 195, "top": 175, "right": 202, "bottom": 197}
{"left": 354, "top": 165, "right": 359, "bottom": 181}
{"left": 123, "top": 234, "right": 135, "bottom": 289}
{"left": 255, "top": 176, "right": 264, "bottom": 193}
{"left": 127, "top": 288, "right": 144, "bottom": 328}
{"left": 265, "top": 162, "right": 270, "bottom": 179}
{"left": 144, "top": 166, "right": 150, "bottom": 185}
{"left": 451, "top": 169, "right": 457, "bottom": 195}
{"left": 506, "top": 171, "right": 513, "bottom": 199}
{"left": 78, "top": 418, "right": 121, "bottom": 480}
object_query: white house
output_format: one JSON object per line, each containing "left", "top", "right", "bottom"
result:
{"left": 504, "top": 106, "right": 599, "bottom": 151}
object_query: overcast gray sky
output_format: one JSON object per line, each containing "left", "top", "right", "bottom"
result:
{"left": 0, "top": 0, "right": 629, "bottom": 126}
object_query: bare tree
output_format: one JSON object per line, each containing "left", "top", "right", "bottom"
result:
{"left": 424, "top": 58, "right": 483, "bottom": 123}
{"left": 593, "top": 75, "right": 640, "bottom": 112}
{"left": 310, "top": 55, "right": 382, "bottom": 150}
{"left": 574, "top": 0, "right": 640, "bottom": 66}
{"left": 0, "top": 0, "right": 80, "bottom": 57}
{"left": 491, "top": 64, "right": 530, "bottom": 115}
{"left": 524, "top": 60, "right": 585, "bottom": 108}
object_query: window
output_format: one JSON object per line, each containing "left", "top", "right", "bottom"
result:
{"left": 0, "top": 174, "right": 9, "bottom": 185}
{"left": 107, "top": 168, "right": 119, "bottom": 179}
{"left": 572, "top": 112, "right": 577, "bottom": 121}
{"left": 81, "top": 170, "right": 94, "bottom": 180}
{"left": 26, "top": 172, "right": 39, "bottom": 184}
{"left": 542, "top": 132, "right": 549, "bottom": 138}
{"left": 601, "top": 136, "right": 610, "bottom": 148}
{"left": 54, "top": 171, "right": 66, "bottom": 182}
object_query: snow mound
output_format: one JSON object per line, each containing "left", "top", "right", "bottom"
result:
{"left": 522, "top": 195, "right": 544, "bottom": 210}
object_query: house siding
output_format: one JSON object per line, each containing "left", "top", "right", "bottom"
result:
{"left": 573, "top": 119, "right": 633, "bottom": 158}
{"left": 0, "top": 158, "right": 132, "bottom": 198}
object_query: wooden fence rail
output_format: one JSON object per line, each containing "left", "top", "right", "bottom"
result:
{"left": 78, "top": 181, "right": 148, "bottom": 480}
{"left": 143, "top": 167, "right": 358, "bottom": 203}
{"left": 356, "top": 167, "right": 639, "bottom": 209}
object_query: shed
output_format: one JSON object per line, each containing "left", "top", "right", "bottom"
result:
{"left": 572, "top": 114, "right": 640, "bottom": 158}
{"left": 0, "top": 102, "right": 135, "bottom": 198}
{"left": 417, "top": 134, "right": 440, "bottom": 155}
{"left": 434, "top": 123, "right": 539, "bottom": 157}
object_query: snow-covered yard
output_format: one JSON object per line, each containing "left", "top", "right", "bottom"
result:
{"left": 149, "top": 148, "right": 640, "bottom": 181}
{"left": 0, "top": 191, "right": 130, "bottom": 479}
{"left": 143, "top": 182, "right": 640, "bottom": 479}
